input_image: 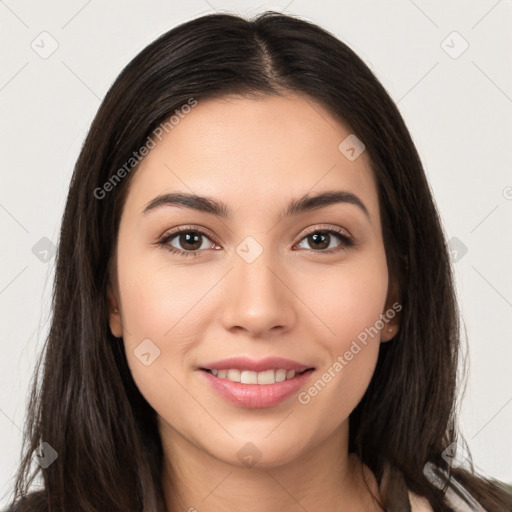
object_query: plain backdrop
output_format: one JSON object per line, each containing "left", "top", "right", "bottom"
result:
{"left": 1, "top": 0, "right": 511, "bottom": 506}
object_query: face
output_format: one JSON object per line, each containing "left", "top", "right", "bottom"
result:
{"left": 108, "top": 92, "right": 399, "bottom": 470}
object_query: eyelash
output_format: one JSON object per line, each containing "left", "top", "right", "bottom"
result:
{"left": 156, "top": 225, "right": 355, "bottom": 258}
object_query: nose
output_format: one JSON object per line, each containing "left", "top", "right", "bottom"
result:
{"left": 220, "top": 244, "right": 297, "bottom": 338}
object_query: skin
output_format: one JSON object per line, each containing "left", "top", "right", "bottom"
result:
{"left": 108, "top": 92, "right": 400, "bottom": 511}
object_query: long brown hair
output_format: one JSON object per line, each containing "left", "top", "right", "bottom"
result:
{"left": 7, "top": 11, "right": 512, "bottom": 511}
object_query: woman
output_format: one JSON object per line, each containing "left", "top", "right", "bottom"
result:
{"left": 7, "top": 11, "right": 512, "bottom": 512}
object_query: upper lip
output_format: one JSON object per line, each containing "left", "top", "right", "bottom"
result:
{"left": 199, "top": 357, "right": 314, "bottom": 373}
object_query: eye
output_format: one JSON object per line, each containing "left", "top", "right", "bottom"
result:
{"left": 157, "top": 226, "right": 219, "bottom": 257}
{"left": 156, "top": 225, "right": 355, "bottom": 258}
{"left": 295, "top": 226, "right": 354, "bottom": 253}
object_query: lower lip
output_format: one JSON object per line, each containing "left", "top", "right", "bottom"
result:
{"left": 199, "top": 369, "right": 314, "bottom": 408}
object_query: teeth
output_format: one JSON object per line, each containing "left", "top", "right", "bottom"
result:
{"left": 241, "top": 370, "right": 258, "bottom": 384}
{"left": 209, "top": 368, "right": 301, "bottom": 384}
{"left": 227, "top": 369, "right": 241, "bottom": 382}
{"left": 257, "top": 370, "right": 275, "bottom": 384}
{"left": 275, "top": 369, "right": 287, "bottom": 382}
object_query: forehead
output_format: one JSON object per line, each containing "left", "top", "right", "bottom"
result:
{"left": 124, "top": 93, "right": 379, "bottom": 221}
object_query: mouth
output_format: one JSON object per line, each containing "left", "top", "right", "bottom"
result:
{"left": 197, "top": 356, "right": 316, "bottom": 408}
{"left": 198, "top": 363, "right": 315, "bottom": 408}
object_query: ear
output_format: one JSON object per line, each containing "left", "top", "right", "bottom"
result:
{"left": 380, "top": 278, "right": 402, "bottom": 343}
{"left": 107, "top": 282, "right": 123, "bottom": 338}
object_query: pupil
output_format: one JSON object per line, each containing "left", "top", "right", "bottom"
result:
{"left": 311, "top": 233, "right": 328, "bottom": 249}
{"left": 182, "top": 232, "right": 201, "bottom": 250}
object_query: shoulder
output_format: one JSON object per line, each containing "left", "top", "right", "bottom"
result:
{"left": 408, "top": 479, "right": 489, "bottom": 512}
{"left": 4, "top": 490, "right": 47, "bottom": 512}
{"left": 408, "top": 490, "right": 434, "bottom": 512}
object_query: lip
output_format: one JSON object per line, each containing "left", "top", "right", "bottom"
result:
{"left": 199, "top": 356, "right": 312, "bottom": 373}
{"left": 199, "top": 366, "right": 315, "bottom": 409}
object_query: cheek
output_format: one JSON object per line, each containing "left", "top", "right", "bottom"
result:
{"left": 301, "top": 249, "right": 389, "bottom": 350}
{"left": 293, "top": 250, "right": 388, "bottom": 417}
{"left": 114, "top": 245, "right": 199, "bottom": 398}
{"left": 115, "top": 241, "right": 238, "bottom": 413}
{"left": 116, "top": 238, "right": 215, "bottom": 344}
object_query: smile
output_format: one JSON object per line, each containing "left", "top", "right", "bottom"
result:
{"left": 199, "top": 367, "right": 315, "bottom": 408}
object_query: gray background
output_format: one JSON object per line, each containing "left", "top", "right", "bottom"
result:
{"left": 1, "top": 0, "right": 511, "bottom": 506}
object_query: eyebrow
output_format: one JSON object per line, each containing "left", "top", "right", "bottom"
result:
{"left": 142, "top": 189, "right": 370, "bottom": 220}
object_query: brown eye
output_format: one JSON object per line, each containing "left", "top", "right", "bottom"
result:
{"left": 174, "top": 232, "right": 204, "bottom": 251}
{"left": 296, "top": 228, "right": 354, "bottom": 253}
{"left": 158, "top": 227, "right": 218, "bottom": 257}
{"left": 305, "top": 232, "right": 331, "bottom": 250}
